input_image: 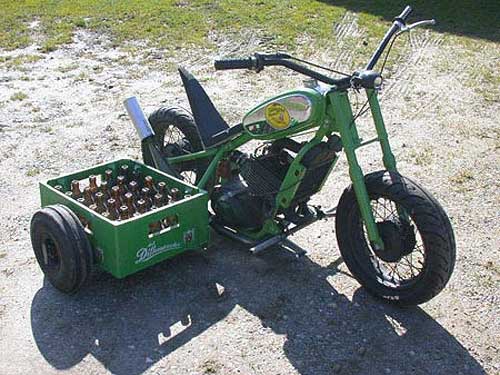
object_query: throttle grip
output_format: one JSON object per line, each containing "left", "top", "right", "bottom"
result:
{"left": 214, "top": 57, "right": 255, "bottom": 70}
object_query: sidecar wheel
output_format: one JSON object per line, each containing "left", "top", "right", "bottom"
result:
{"left": 30, "top": 205, "right": 93, "bottom": 294}
{"left": 335, "top": 170, "right": 456, "bottom": 306}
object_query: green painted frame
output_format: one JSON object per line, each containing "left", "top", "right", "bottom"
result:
{"left": 163, "top": 87, "right": 398, "bottom": 247}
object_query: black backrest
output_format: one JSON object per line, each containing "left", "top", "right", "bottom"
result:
{"left": 178, "top": 67, "right": 229, "bottom": 148}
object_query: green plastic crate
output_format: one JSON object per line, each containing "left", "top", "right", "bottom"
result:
{"left": 39, "top": 158, "right": 210, "bottom": 278}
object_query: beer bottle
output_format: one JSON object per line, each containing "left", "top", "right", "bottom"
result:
{"left": 157, "top": 181, "right": 166, "bottom": 194}
{"left": 124, "top": 192, "right": 136, "bottom": 215}
{"left": 104, "top": 169, "right": 114, "bottom": 185}
{"left": 107, "top": 198, "right": 119, "bottom": 220}
{"left": 54, "top": 185, "right": 63, "bottom": 192}
{"left": 111, "top": 185, "right": 122, "bottom": 205}
{"left": 163, "top": 215, "right": 177, "bottom": 228}
{"left": 157, "top": 181, "right": 170, "bottom": 203}
{"left": 95, "top": 192, "right": 106, "bottom": 213}
{"left": 128, "top": 180, "right": 139, "bottom": 199}
{"left": 120, "top": 165, "right": 130, "bottom": 182}
{"left": 77, "top": 197, "right": 86, "bottom": 206}
{"left": 119, "top": 206, "right": 129, "bottom": 220}
{"left": 170, "top": 187, "right": 182, "bottom": 202}
{"left": 100, "top": 180, "right": 110, "bottom": 200}
{"left": 70, "top": 180, "right": 82, "bottom": 198}
{"left": 131, "top": 168, "right": 142, "bottom": 186}
{"left": 89, "top": 203, "right": 99, "bottom": 213}
{"left": 148, "top": 221, "right": 162, "bottom": 235}
{"left": 65, "top": 191, "right": 73, "bottom": 199}
{"left": 101, "top": 211, "right": 111, "bottom": 220}
{"left": 89, "top": 175, "right": 99, "bottom": 194}
{"left": 83, "top": 187, "right": 93, "bottom": 206}
{"left": 153, "top": 193, "right": 164, "bottom": 209}
{"left": 116, "top": 175, "right": 127, "bottom": 195}
{"left": 141, "top": 187, "right": 153, "bottom": 208}
{"left": 168, "top": 215, "right": 178, "bottom": 226}
{"left": 144, "top": 176, "right": 155, "bottom": 194}
{"left": 136, "top": 199, "right": 148, "bottom": 214}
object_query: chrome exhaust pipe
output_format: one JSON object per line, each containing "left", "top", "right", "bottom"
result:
{"left": 123, "top": 96, "right": 155, "bottom": 141}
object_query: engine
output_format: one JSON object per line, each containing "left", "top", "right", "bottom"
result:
{"left": 211, "top": 136, "right": 341, "bottom": 230}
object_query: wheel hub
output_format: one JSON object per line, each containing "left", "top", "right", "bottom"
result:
{"left": 374, "top": 219, "right": 416, "bottom": 262}
{"left": 41, "top": 236, "right": 61, "bottom": 273}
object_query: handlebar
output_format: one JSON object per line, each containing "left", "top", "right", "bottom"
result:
{"left": 365, "top": 6, "right": 412, "bottom": 70}
{"left": 215, "top": 53, "right": 352, "bottom": 87}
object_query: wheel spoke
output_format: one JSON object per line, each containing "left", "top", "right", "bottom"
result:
{"left": 360, "top": 196, "right": 429, "bottom": 287}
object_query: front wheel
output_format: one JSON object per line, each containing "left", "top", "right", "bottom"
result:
{"left": 336, "top": 170, "right": 456, "bottom": 306}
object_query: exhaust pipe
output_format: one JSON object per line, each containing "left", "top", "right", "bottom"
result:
{"left": 123, "top": 97, "right": 177, "bottom": 176}
{"left": 123, "top": 96, "right": 155, "bottom": 141}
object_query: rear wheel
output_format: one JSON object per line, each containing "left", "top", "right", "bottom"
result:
{"left": 142, "top": 107, "right": 208, "bottom": 185}
{"left": 30, "top": 205, "right": 94, "bottom": 294}
{"left": 335, "top": 170, "right": 456, "bottom": 306}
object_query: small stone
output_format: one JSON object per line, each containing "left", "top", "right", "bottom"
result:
{"left": 145, "top": 357, "right": 153, "bottom": 364}
{"left": 213, "top": 283, "right": 228, "bottom": 301}
{"left": 385, "top": 368, "right": 391, "bottom": 374}
{"left": 409, "top": 350, "right": 416, "bottom": 356}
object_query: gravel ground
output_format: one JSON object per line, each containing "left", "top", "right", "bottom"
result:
{"left": 0, "top": 15, "right": 499, "bottom": 375}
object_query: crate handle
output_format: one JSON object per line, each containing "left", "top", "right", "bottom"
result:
{"left": 148, "top": 214, "right": 179, "bottom": 238}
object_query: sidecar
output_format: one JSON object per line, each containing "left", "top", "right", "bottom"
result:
{"left": 30, "top": 158, "right": 209, "bottom": 293}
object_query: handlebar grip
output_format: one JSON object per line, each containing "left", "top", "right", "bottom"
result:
{"left": 396, "top": 5, "right": 413, "bottom": 22}
{"left": 214, "top": 58, "right": 255, "bottom": 70}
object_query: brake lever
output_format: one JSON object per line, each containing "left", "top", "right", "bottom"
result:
{"left": 397, "top": 19, "right": 436, "bottom": 35}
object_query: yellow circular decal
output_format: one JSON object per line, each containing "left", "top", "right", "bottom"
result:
{"left": 264, "top": 103, "right": 291, "bottom": 130}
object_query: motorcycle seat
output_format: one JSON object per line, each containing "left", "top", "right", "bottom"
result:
{"left": 178, "top": 67, "right": 243, "bottom": 148}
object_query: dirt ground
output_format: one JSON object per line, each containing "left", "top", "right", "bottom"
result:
{"left": 0, "top": 14, "right": 499, "bottom": 375}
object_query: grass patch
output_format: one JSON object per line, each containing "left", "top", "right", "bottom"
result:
{"left": 1, "top": 1, "right": 498, "bottom": 95}
{"left": 26, "top": 167, "right": 40, "bottom": 177}
{"left": 0, "top": 54, "right": 42, "bottom": 70}
{"left": 450, "top": 169, "right": 474, "bottom": 185}
{"left": 57, "top": 62, "right": 79, "bottom": 73}
{"left": 0, "top": 0, "right": 391, "bottom": 56}
{"left": 409, "top": 146, "right": 433, "bottom": 166}
{"left": 74, "top": 71, "right": 88, "bottom": 81}
{"left": 10, "top": 91, "right": 28, "bottom": 101}
{"left": 472, "top": 63, "right": 500, "bottom": 103}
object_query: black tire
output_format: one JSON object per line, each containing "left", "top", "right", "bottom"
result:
{"left": 142, "top": 106, "right": 208, "bottom": 185}
{"left": 335, "top": 170, "right": 456, "bottom": 306}
{"left": 30, "top": 204, "right": 94, "bottom": 294}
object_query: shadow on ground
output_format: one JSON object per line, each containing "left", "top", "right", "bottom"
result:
{"left": 31, "top": 234, "right": 485, "bottom": 375}
{"left": 325, "top": 0, "right": 500, "bottom": 42}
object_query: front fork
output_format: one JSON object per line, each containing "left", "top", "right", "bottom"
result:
{"left": 329, "top": 89, "right": 397, "bottom": 250}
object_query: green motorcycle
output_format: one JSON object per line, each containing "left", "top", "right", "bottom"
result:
{"left": 140, "top": 6, "right": 455, "bottom": 306}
